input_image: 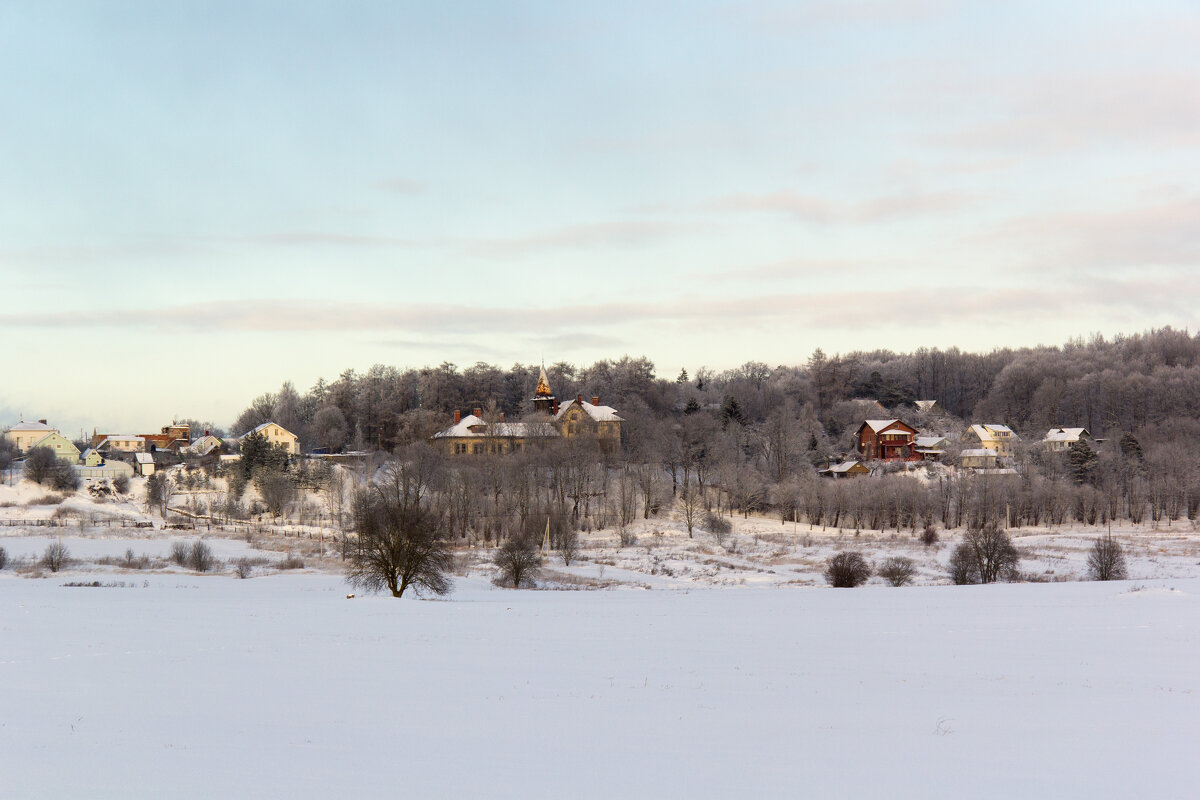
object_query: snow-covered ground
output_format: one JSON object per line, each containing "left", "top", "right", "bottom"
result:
{"left": 2, "top": 571, "right": 1197, "bottom": 797}
{"left": 3, "top": 476, "right": 1199, "bottom": 796}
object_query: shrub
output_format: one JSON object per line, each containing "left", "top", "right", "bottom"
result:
{"left": 188, "top": 541, "right": 215, "bottom": 572}
{"left": 49, "top": 462, "right": 80, "bottom": 491}
{"left": 112, "top": 475, "right": 130, "bottom": 494}
{"left": 234, "top": 558, "right": 254, "bottom": 579}
{"left": 27, "top": 494, "right": 63, "bottom": 506}
{"left": 170, "top": 541, "right": 189, "bottom": 566}
{"left": 1087, "top": 535, "right": 1128, "bottom": 581}
{"left": 617, "top": 527, "right": 637, "bottom": 547}
{"left": 277, "top": 554, "right": 305, "bottom": 570}
{"left": 824, "top": 551, "right": 871, "bottom": 587}
{"left": 41, "top": 541, "right": 70, "bottom": 572}
{"left": 877, "top": 556, "right": 916, "bottom": 587}
{"left": 0, "top": 546, "right": 7, "bottom": 570}
{"left": 704, "top": 511, "right": 732, "bottom": 546}
{"left": 919, "top": 525, "right": 939, "bottom": 547}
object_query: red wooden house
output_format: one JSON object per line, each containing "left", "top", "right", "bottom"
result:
{"left": 855, "top": 419, "right": 919, "bottom": 461}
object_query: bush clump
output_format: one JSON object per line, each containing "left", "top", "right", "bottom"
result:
{"left": 188, "top": 541, "right": 216, "bottom": 573}
{"left": 948, "top": 523, "right": 1020, "bottom": 585}
{"left": 824, "top": 551, "right": 871, "bottom": 588}
{"left": 877, "top": 556, "right": 916, "bottom": 587}
{"left": 41, "top": 541, "right": 70, "bottom": 573}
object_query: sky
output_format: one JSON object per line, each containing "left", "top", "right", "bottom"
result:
{"left": 2, "top": 1, "right": 1199, "bottom": 435}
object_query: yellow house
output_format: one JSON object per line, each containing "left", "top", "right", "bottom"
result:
{"left": 964, "top": 424, "right": 1019, "bottom": 458}
{"left": 27, "top": 431, "right": 81, "bottom": 465}
{"left": 554, "top": 394, "right": 622, "bottom": 449}
{"left": 5, "top": 420, "right": 59, "bottom": 453}
{"left": 243, "top": 422, "right": 301, "bottom": 455}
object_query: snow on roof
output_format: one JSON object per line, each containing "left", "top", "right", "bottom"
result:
{"left": 104, "top": 435, "right": 145, "bottom": 442}
{"left": 245, "top": 422, "right": 296, "bottom": 437}
{"left": 555, "top": 400, "right": 622, "bottom": 422}
{"left": 8, "top": 420, "right": 54, "bottom": 431}
{"left": 1043, "top": 427, "right": 1089, "bottom": 442}
{"left": 134, "top": 452, "right": 155, "bottom": 464}
{"left": 913, "top": 435, "right": 946, "bottom": 448}
{"left": 960, "top": 448, "right": 998, "bottom": 457}
{"left": 863, "top": 419, "right": 899, "bottom": 433}
{"left": 432, "top": 415, "right": 560, "bottom": 439}
{"left": 827, "top": 460, "right": 865, "bottom": 473}
{"left": 914, "top": 400, "right": 939, "bottom": 412}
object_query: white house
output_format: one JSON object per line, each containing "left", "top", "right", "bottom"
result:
{"left": 1042, "top": 427, "right": 1093, "bottom": 453}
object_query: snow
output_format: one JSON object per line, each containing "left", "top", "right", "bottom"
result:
{"left": 0, "top": 567, "right": 1196, "bottom": 797}
{"left": 863, "top": 418, "right": 901, "bottom": 433}
{"left": 3, "top": 473, "right": 1200, "bottom": 796}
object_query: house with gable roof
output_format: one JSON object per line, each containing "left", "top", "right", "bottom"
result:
{"left": 240, "top": 422, "right": 300, "bottom": 455}
{"left": 433, "top": 366, "right": 623, "bottom": 455}
{"left": 27, "top": 431, "right": 81, "bottom": 465}
{"left": 4, "top": 419, "right": 59, "bottom": 453}
{"left": 964, "top": 424, "right": 1019, "bottom": 459}
{"left": 1042, "top": 427, "right": 1093, "bottom": 453}
{"left": 855, "top": 419, "right": 919, "bottom": 461}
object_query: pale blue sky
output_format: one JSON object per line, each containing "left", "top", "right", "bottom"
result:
{"left": 3, "top": 1, "right": 1199, "bottom": 434}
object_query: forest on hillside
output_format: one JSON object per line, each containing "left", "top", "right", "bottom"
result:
{"left": 197, "top": 328, "right": 1200, "bottom": 538}
{"left": 229, "top": 327, "right": 1200, "bottom": 455}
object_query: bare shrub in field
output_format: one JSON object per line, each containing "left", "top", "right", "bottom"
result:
{"left": 188, "top": 541, "right": 216, "bottom": 572}
{"left": 877, "top": 556, "right": 916, "bottom": 587}
{"left": 41, "top": 541, "right": 70, "bottom": 572}
{"left": 919, "top": 525, "right": 939, "bottom": 547}
{"left": 824, "top": 551, "right": 871, "bottom": 588}
{"left": 1087, "top": 535, "right": 1128, "bottom": 581}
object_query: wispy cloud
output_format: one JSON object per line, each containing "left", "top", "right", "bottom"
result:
{"left": 734, "top": 0, "right": 950, "bottom": 29}
{"left": 239, "top": 232, "right": 421, "bottom": 247}
{"left": 376, "top": 178, "right": 427, "bottom": 195}
{"left": 976, "top": 196, "right": 1200, "bottom": 270}
{"left": 706, "top": 189, "right": 975, "bottom": 224}
{"left": 2, "top": 279, "right": 1186, "bottom": 339}
{"left": 931, "top": 72, "right": 1200, "bottom": 152}
{"left": 469, "top": 221, "right": 678, "bottom": 257}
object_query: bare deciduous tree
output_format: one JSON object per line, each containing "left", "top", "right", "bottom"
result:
{"left": 494, "top": 533, "right": 541, "bottom": 588}
{"left": 951, "top": 523, "right": 1020, "bottom": 584}
{"left": 345, "top": 489, "right": 453, "bottom": 598}
{"left": 1087, "top": 534, "right": 1127, "bottom": 581}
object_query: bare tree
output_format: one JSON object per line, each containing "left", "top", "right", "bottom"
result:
{"left": 345, "top": 489, "right": 453, "bottom": 598}
{"left": 558, "top": 526, "right": 581, "bottom": 566}
{"left": 494, "top": 532, "right": 541, "bottom": 588}
{"left": 1087, "top": 534, "right": 1128, "bottom": 581}
{"left": 951, "top": 523, "right": 1020, "bottom": 584}
{"left": 256, "top": 471, "right": 298, "bottom": 519}
{"left": 678, "top": 478, "right": 703, "bottom": 539}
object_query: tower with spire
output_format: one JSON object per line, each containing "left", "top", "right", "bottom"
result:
{"left": 532, "top": 365, "right": 557, "bottom": 415}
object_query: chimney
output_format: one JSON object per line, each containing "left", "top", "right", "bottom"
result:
{"left": 473, "top": 408, "right": 482, "bottom": 418}
{"left": 592, "top": 396, "right": 599, "bottom": 406}
{"left": 500, "top": 412, "right": 505, "bottom": 422}
{"left": 576, "top": 394, "right": 583, "bottom": 404}
{"left": 553, "top": 400, "right": 559, "bottom": 415}
{"left": 454, "top": 410, "right": 461, "bottom": 424}
{"left": 38, "top": 419, "right": 47, "bottom": 425}
{"left": 205, "top": 430, "right": 210, "bottom": 437}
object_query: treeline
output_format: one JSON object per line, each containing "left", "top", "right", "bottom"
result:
{"left": 231, "top": 327, "right": 1200, "bottom": 450}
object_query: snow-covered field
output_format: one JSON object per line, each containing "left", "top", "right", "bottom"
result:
{"left": 3, "top": 475, "right": 1200, "bottom": 797}
{"left": 2, "top": 570, "right": 1197, "bottom": 798}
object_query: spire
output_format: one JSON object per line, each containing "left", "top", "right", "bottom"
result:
{"left": 532, "top": 364, "right": 556, "bottom": 415}
{"left": 535, "top": 365, "right": 553, "bottom": 398}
